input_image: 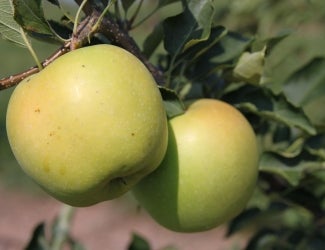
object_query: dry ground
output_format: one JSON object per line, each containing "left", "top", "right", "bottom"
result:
{"left": 0, "top": 186, "right": 247, "bottom": 250}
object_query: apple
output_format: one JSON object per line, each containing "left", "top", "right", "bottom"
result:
{"left": 6, "top": 44, "right": 168, "bottom": 207}
{"left": 132, "top": 99, "right": 259, "bottom": 232}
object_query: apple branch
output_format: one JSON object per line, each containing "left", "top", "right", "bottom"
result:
{"left": 0, "top": 0, "right": 164, "bottom": 91}
{"left": 73, "top": 0, "right": 164, "bottom": 84}
{"left": 0, "top": 43, "right": 70, "bottom": 90}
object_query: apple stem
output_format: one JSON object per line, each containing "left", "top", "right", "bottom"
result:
{"left": 51, "top": 205, "right": 76, "bottom": 250}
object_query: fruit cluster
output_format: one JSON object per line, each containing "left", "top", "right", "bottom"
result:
{"left": 6, "top": 45, "right": 259, "bottom": 232}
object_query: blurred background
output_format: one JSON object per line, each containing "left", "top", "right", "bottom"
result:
{"left": 1, "top": 0, "right": 325, "bottom": 249}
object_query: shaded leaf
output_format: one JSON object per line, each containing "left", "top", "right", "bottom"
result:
{"left": 284, "top": 57, "right": 325, "bottom": 107}
{"left": 184, "top": 0, "right": 216, "bottom": 50}
{"left": 158, "top": 0, "right": 180, "bottom": 8}
{"left": 163, "top": 4, "right": 197, "bottom": 55}
{"left": 179, "top": 30, "right": 250, "bottom": 86}
{"left": 120, "top": 0, "right": 135, "bottom": 13}
{"left": 13, "top": 0, "right": 57, "bottom": 40}
{"left": 47, "top": 19, "right": 72, "bottom": 40}
{"left": 235, "top": 91, "right": 316, "bottom": 135}
{"left": 0, "top": 0, "right": 26, "bottom": 46}
{"left": 181, "top": 25, "right": 227, "bottom": 61}
{"left": 25, "top": 223, "right": 49, "bottom": 250}
{"left": 159, "top": 86, "right": 185, "bottom": 118}
{"left": 259, "top": 152, "right": 305, "bottom": 186}
{"left": 259, "top": 152, "right": 323, "bottom": 187}
{"left": 128, "top": 233, "right": 151, "bottom": 250}
{"left": 227, "top": 208, "right": 261, "bottom": 236}
{"left": 45, "top": 0, "right": 60, "bottom": 7}
{"left": 283, "top": 57, "right": 325, "bottom": 127}
{"left": 208, "top": 31, "right": 253, "bottom": 65}
{"left": 245, "top": 228, "right": 281, "bottom": 250}
{"left": 163, "top": 0, "right": 215, "bottom": 55}
{"left": 143, "top": 22, "right": 164, "bottom": 58}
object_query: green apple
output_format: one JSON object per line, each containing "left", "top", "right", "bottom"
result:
{"left": 133, "top": 99, "right": 259, "bottom": 232}
{"left": 6, "top": 44, "right": 168, "bottom": 207}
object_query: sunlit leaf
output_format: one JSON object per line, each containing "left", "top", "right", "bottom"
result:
{"left": 233, "top": 48, "right": 266, "bottom": 85}
{"left": 0, "top": 0, "right": 26, "bottom": 46}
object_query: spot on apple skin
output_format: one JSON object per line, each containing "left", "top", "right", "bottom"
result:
{"left": 59, "top": 167, "right": 66, "bottom": 176}
{"left": 34, "top": 108, "right": 41, "bottom": 113}
{"left": 43, "top": 161, "right": 50, "bottom": 173}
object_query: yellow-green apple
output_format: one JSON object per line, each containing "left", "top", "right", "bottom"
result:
{"left": 6, "top": 44, "right": 168, "bottom": 207}
{"left": 133, "top": 99, "right": 259, "bottom": 232}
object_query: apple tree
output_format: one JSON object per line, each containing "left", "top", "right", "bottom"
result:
{"left": 0, "top": 0, "right": 325, "bottom": 249}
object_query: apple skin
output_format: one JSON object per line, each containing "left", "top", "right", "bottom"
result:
{"left": 6, "top": 44, "right": 168, "bottom": 207}
{"left": 132, "top": 99, "right": 259, "bottom": 232}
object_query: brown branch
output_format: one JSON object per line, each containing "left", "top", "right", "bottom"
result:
{"left": 73, "top": 0, "right": 165, "bottom": 84}
{"left": 0, "top": 1, "right": 165, "bottom": 91}
{"left": 0, "top": 42, "right": 71, "bottom": 90}
{"left": 0, "top": 14, "right": 96, "bottom": 90}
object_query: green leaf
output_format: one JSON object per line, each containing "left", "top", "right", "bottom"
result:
{"left": 120, "top": 0, "right": 135, "bottom": 13}
{"left": 234, "top": 90, "right": 316, "bottom": 135}
{"left": 259, "top": 151, "right": 324, "bottom": 187}
{"left": 128, "top": 233, "right": 151, "bottom": 250}
{"left": 245, "top": 229, "right": 280, "bottom": 250}
{"left": 13, "top": 0, "right": 56, "bottom": 39}
{"left": 208, "top": 31, "right": 253, "bottom": 64}
{"left": 284, "top": 57, "right": 325, "bottom": 107}
{"left": 143, "top": 22, "right": 164, "bottom": 58}
{"left": 227, "top": 208, "right": 261, "bottom": 236}
{"left": 260, "top": 152, "right": 305, "bottom": 186}
{"left": 45, "top": 0, "right": 60, "bottom": 7}
{"left": 159, "top": 86, "right": 185, "bottom": 118}
{"left": 181, "top": 25, "right": 227, "bottom": 61}
{"left": 283, "top": 57, "right": 325, "bottom": 127}
{"left": 184, "top": 0, "right": 216, "bottom": 50}
{"left": 163, "top": 4, "right": 196, "bottom": 55}
{"left": 163, "top": 0, "right": 215, "bottom": 55}
{"left": 233, "top": 48, "right": 266, "bottom": 85}
{"left": 158, "top": 0, "right": 180, "bottom": 8}
{"left": 25, "top": 223, "right": 50, "bottom": 250}
{"left": 0, "top": 0, "right": 26, "bottom": 46}
{"left": 179, "top": 29, "right": 249, "bottom": 84}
